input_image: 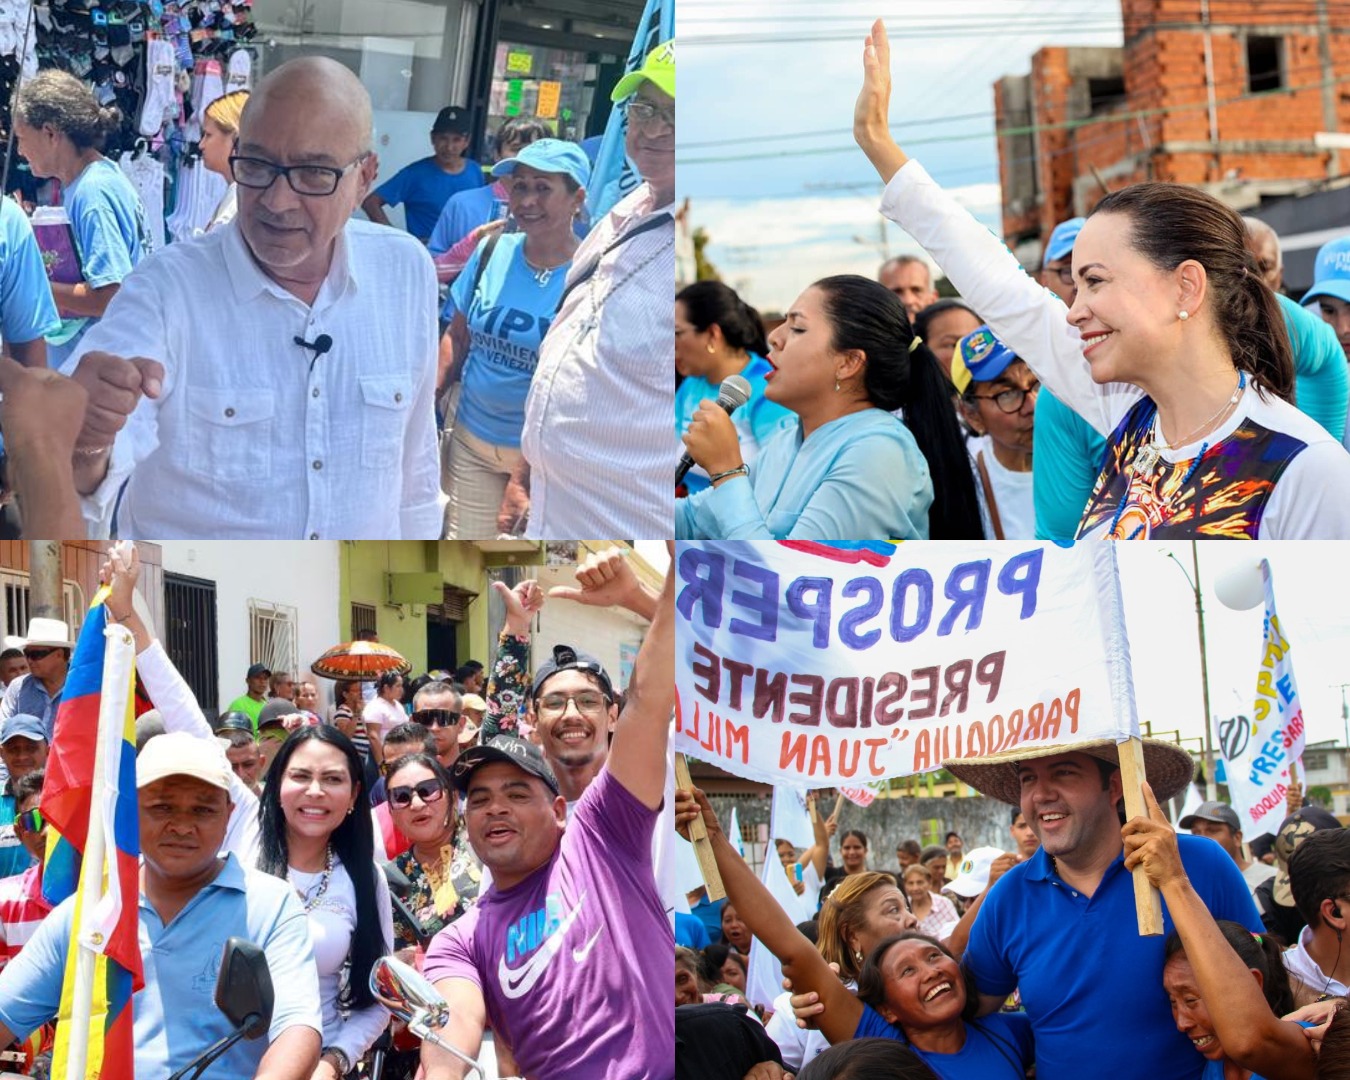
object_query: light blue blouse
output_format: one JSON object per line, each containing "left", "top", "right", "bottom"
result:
{"left": 675, "top": 407, "right": 933, "bottom": 539}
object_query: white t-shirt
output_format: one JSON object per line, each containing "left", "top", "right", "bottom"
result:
{"left": 1242, "top": 858, "right": 1276, "bottom": 894}
{"left": 766, "top": 978, "right": 855, "bottom": 1071}
{"left": 880, "top": 161, "right": 1350, "bottom": 539}
{"left": 969, "top": 434, "right": 1035, "bottom": 539}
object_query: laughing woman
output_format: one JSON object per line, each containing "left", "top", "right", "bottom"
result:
{"left": 676, "top": 274, "right": 983, "bottom": 539}
{"left": 853, "top": 20, "right": 1350, "bottom": 538}
{"left": 676, "top": 786, "right": 1032, "bottom": 1080}
{"left": 259, "top": 727, "right": 394, "bottom": 1079}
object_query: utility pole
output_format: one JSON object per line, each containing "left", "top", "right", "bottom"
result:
{"left": 1166, "top": 544, "right": 1217, "bottom": 801}
{"left": 1316, "top": 0, "right": 1340, "bottom": 179}
{"left": 27, "top": 542, "right": 62, "bottom": 623}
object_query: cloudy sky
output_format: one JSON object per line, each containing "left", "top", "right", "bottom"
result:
{"left": 677, "top": 0, "right": 1127, "bottom": 310}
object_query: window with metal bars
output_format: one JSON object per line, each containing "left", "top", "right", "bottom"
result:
{"left": 0, "top": 572, "right": 84, "bottom": 640}
{"left": 351, "top": 602, "right": 377, "bottom": 641}
{"left": 164, "top": 573, "right": 220, "bottom": 717}
{"left": 249, "top": 599, "right": 299, "bottom": 683}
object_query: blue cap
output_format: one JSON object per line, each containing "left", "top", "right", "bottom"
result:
{"left": 950, "top": 325, "right": 1018, "bottom": 394}
{"left": 491, "top": 138, "right": 591, "bottom": 190}
{"left": 1045, "top": 217, "right": 1085, "bottom": 263}
{"left": 1, "top": 713, "right": 45, "bottom": 744}
{"left": 1301, "top": 236, "right": 1350, "bottom": 307}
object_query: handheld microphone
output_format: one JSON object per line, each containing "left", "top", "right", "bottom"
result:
{"left": 676, "top": 374, "right": 752, "bottom": 486}
{"left": 294, "top": 334, "right": 333, "bottom": 375}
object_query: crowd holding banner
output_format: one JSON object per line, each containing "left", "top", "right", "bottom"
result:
{"left": 674, "top": 540, "right": 1350, "bottom": 1080}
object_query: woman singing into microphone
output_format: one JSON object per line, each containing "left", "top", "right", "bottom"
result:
{"left": 675, "top": 274, "right": 982, "bottom": 539}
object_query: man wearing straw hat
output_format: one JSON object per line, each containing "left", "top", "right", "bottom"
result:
{"left": 942, "top": 739, "right": 1262, "bottom": 1080}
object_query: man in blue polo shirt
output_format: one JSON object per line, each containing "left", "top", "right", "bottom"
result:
{"left": 944, "top": 739, "right": 1261, "bottom": 1080}
{"left": 363, "top": 106, "right": 485, "bottom": 244}
{"left": 0, "top": 732, "right": 322, "bottom": 1078}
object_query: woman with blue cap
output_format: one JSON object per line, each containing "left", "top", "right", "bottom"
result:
{"left": 439, "top": 138, "right": 589, "bottom": 538}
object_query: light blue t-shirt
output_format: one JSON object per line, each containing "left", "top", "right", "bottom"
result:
{"left": 375, "top": 156, "right": 485, "bottom": 242}
{"left": 674, "top": 355, "right": 794, "bottom": 494}
{"left": 444, "top": 232, "right": 567, "bottom": 448}
{"left": 0, "top": 854, "right": 321, "bottom": 1079}
{"left": 0, "top": 198, "right": 59, "bottom": 346}
{"left": 675, "top": 408, "right": 934, "bottom": 539}
{"left": 1033, "top": 291, "right": 1350, "bottom": 543}
{"left": 853, "top": 1006, "right": 1034, "bottom": 1080}
{"left": 428, "top": 183, "right": 506, "bottom": 256}
{"left": 47, "top": 157, "right": 146, "bottom": 369}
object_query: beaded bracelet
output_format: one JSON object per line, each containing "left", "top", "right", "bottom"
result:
{"left": 709, "top": 465, "right": 748, "bottom": 485}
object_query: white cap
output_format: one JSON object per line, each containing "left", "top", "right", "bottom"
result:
{"left": 945, "top": 846, "right": 1006, "bottom": 898}
{"left": 137, "top": 732, "right": 233, "bottom": 792}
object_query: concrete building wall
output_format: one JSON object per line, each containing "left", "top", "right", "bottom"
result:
{"left": 158, "top": 541, "right": 342, "bottom": 715}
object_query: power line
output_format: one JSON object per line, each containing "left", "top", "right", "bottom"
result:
{"left": 679, "top": 68, "right": 1350, "bottom": 166}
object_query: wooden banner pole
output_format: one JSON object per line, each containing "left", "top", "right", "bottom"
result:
{"left": 1118, "top": 736, "right": 1164, "bottom": 936}
{"left": 674, "top": 753, "right": 725, "bottom": 901}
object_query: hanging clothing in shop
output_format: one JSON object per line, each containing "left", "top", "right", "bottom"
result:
{"left": 119, "top": 150, "right": 167, "bottom": 253}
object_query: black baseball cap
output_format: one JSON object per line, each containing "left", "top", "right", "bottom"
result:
{"left": 432, "top": 106, "right": 470, "bottom": 135}
{"left": 452, "top": 735, "right": 559, "bottom": 795}
{"left": 246, "top": 662, "right": 270, "bottom": 679}
{"left": 530, "top": 644, "right": 614, "bottom": 701}
{"left": 214, "top": 711, "right": 255, "bottom": 734}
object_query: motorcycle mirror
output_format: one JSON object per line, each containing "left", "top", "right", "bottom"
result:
{"left": 215, "top": 938, "right": 274, "bottom": 1040}
{"left": 382, "top": 860, "right": 415, "bottom": 899}
{"left": 370, "top": 955, "right": 450, "bottom": 1029}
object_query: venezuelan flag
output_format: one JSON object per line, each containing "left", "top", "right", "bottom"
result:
{"left": 40, "top": 587, "right": 144, "bottom": 1079}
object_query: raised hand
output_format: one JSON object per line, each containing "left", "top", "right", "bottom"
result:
{"left": 674, "top": 785, "right": 722, "bottom": 844}
{"left": 492, "top": 578, "right": 545, "bottom": 637}
{"left": 1121, "top": 781, "right": 1188, "bottom": 891}
{"left": 853, "top": 19, "right": 909, "bottom": 183}
{"left": 99, "top": 541, "right": 141, "bottom": 619}
{"left": 549, "top": 547, "right": 644, "bottom": 612}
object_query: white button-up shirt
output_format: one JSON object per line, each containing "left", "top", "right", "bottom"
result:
{"left": 65, "top": 218, "right": 441, "bottom": 538}
{"left": 521, "top": 183, "right": 674, "bottom": 539}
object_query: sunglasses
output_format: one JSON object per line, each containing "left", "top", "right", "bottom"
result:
{"left": 412, "top": 709, "right": 461, "bottom": 729}
{"left": 22, "top": 648, "right": 56, "bottom": 662}
{"left": 388, "top": 779, "right": 446, "bottom": 809}
{"left": 16, "top": 808, "right": 43, "bottom": 833}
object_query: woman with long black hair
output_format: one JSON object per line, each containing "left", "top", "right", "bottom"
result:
{"left": 676, "top": 274, "right": 983, "bottom": 539}
{"left": 259, "top": 726, "right": 393, "bottom": 1080}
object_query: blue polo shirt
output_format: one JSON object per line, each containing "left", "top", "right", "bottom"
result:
{"left": 0, "top": 853, "right": 321, "bottom": 1078}
{"left": 375, "top": 156, "right": 486, "bottom": 243}
{"left": 0, "top": 198, "right": 59, "bottom": 346}
{"left": 964, "top": 834, "right": 1260, "bottom": 1080}
{"left": 855, "top": 1006, "right": 1033, "bottom": 1079}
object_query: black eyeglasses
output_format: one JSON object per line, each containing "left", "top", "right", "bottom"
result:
{"left": 228, "top": 152, "right": 369, "bottom": 196}
{"left": 22, "top": 648, "right": 55, "bottom": 662}
{"left": 971, "top": 382, "right": 1041, "bottom": 414}
{"left": 412, "top": 708, "right": 461, "bottom": 729}
{"left": 388, "top": 779, "right": 446, "bottom": 809}
{"left": 16, "top": 808, "right": 43, "bottom": 833}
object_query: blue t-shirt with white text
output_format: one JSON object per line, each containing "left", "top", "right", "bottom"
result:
{"left": 444, "top": 232, "right": 567, "bottom": 447}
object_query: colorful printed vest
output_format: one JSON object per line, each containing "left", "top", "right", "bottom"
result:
{"left": 1077, "top": 396, "right": 1307, "bottom": 539}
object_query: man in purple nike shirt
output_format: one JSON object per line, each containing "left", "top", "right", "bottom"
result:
{"left": 420, "top": 549, "right": 675, "bottom": 1080}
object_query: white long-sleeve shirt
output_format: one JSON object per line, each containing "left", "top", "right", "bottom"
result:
{"left": 135, "top": 639, "right": 261, "bottom": 866}
{"left": 880, "top": 160, "right": 1350, "bottom": 539}
{"left": 65, "top": 218, "right": 441, "bottom": 539}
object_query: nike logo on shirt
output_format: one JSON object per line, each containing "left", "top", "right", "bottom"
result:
{"left": 571, "top": 925, "right": 604, "bottom": 963}
{"left": 498, "top": 891, "right": 588, "bottom": 999}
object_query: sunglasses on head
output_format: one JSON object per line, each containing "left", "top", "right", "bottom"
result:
{"left": 22, "top": 648, "right": 56, "bottom": 662}
{"left": 412, "top": 709, "right": 461, "bottom": 729}
{"left": 16, "top": 808, "right": 43, "bottom": 833}
{"left": 388, "top": 778, "right": 445, "bottom": 809}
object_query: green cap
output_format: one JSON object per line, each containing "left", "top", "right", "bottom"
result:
{"left": 611, "top": 39, "right": 674, "bottom": 102}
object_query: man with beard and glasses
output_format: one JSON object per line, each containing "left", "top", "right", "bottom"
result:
{"left": 61, "top": 56, "right": 439, "bottom": 539}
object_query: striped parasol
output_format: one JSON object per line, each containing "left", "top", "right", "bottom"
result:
{"left": 310, "top": 641, "right": 411, "bottom": 681}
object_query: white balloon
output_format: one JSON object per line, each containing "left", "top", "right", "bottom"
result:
{"left": 1213, "top": 560, "right": 1266, "bottom": 610}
